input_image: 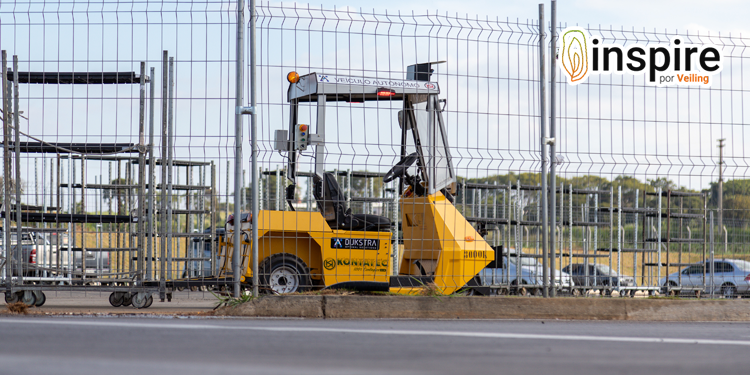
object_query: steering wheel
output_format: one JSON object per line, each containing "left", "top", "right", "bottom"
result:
{"left": 383, "top": 152, "right": 419, "bottom": 183}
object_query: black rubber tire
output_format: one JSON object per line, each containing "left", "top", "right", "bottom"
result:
{"left": 20, "top": 291, "right": 36, "bottom": 307}
{"left": 122, "top": 293, "right": 133, "bottom": 307}
{"left": 722, "top": 283, "right": 737, "bottom": 299}
{"left": 663, "top": 281, "right": 677, "bottom": 296}
{"left": 509, "top": 280, "right": 518, "bottom": 295}
{"left": 109, "top": 292, "right": 124, "bottom": 307}
{"left": 5, "top": 292, "right": 19, "bottom": 304}
{"left": 144, "top": 295, "right": 154, "bottom": 308}
{"left": 510, "top": 280, "right": 527, "bottom": 296}
{"left": 132, "top": 293, "right": 149, "bottom": 309}
{"left": 259, "top": 253, "right": 311, "bottom": 294}
{"left": 34, "top": 292, "right": 46, "bottom": 307}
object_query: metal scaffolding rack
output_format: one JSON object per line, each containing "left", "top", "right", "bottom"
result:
{"left": 1, "top": 53, "right": 155, "bottom": 306}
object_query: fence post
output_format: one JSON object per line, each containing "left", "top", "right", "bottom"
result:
{"left": 13, "top": 56, "right": 23, "bottom": 283}
{"left": 249, "top": 0, "right": 260, "bottom": 299}
{"left": 2, "top": 51, "right": 10, "bottom": 292}
{"left": 709, "top": 211, "right": 714, "bottom": 298}
{"left": 234, "top": 0, "right": 246, "bottom": 299}
{"left": 538, "top": 3, "right": 549, "bottom": 298}
{"left": 159, "top": 51, "right": 169, "bottom": 301}
{"left": 548, "top": 0, "right": 557, "bottom": 297}
{"left": 147, "top": 67, "right": 156, "bottom": 281}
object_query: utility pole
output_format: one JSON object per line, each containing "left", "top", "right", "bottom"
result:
{"left": 717, "top": 138, "right": 725, "bottom": 246}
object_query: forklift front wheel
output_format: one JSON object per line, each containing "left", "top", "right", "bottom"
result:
{"left": 260, "top": 254, "right": 311, "bottom": 294}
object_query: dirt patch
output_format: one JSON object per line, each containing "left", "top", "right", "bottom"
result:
{"left": 5, "top": 302, "right": 30, "bottom": 315}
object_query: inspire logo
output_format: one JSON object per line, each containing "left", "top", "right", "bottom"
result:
{"left": 558, "top": 27, "right": 723, "bottom": 87}
{"left": 561, "top": 28, "right": 589, "bottom": 84}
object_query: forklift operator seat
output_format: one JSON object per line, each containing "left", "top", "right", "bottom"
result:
{"left": 313, "top": 172, "right": 392, "bottom": 232}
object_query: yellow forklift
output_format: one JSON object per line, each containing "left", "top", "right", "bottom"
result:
{"left": 221, "top": 63, "right": 493, "bottom": 295}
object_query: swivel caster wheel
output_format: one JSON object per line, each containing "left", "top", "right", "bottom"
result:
{"left": 33, "top": 291, "right": 46, "bottom": 307}
{"left": 109, "top": 292, "right": 125, "bottom": 307}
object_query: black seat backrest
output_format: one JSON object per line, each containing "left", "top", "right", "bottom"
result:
{"left": 313, "top": 172, "right": 346, "bottom": 225}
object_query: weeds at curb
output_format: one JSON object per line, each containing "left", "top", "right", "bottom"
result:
{"left": 410, "top": 277, "right": 443, "bottom": 300}
{"left": 6, "top": 302, "right": 29, "bottom": 315}
{"left": 212, "top": 291, "right": 258, "bottom": 309}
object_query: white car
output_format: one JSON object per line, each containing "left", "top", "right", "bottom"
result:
{"left": 659, "top": 259, "right": 750, "bottom": 298}
{"left": 476, "top": 250, "right": 574, "bottom": 295}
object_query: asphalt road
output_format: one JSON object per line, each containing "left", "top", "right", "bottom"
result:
{"left": 1, "top": 317, "right": 750, "bottom": 375}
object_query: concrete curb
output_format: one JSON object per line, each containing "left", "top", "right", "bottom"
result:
{"left": 214, "top": 295, "right": 750, "bottom": 321}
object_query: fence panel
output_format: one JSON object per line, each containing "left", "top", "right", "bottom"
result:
{"left": 1, "top": 0, "right": 240, "bottom": 307}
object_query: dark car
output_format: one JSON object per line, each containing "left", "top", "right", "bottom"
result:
{"left": 72, "top": 249, "right": 111, "bottom": 275}
{"left": 562, "top": 263, "right": 636, "bottom": 291}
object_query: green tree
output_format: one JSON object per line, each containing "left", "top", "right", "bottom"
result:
{"left": 707, "top": 179, "right": 750, "bottom": 208}
{"left": 102, "top": 178, "right": 130, "bottom": 214}
{"left": 724, "top": 195, "right": 750, "bottom": 226}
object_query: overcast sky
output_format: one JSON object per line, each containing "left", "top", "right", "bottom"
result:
{"left": 2, "top": 0, "right": 747, "bottom": 205}
{"left": 312, "top": 0, "right": 749, "bottom": 35}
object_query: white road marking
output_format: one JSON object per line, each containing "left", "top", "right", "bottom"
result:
{"left": 1, "top": 318, "right": 749, "bottom": 346}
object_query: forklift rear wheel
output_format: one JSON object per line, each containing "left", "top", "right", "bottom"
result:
{"left": 260, "top": 254, "right": 311, "bottom": 294}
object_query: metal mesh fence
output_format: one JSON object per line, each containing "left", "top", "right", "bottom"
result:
{"left": 1, "top": 0, "right": 241, "bottom": 306}
{"left": 1, "top": 1, "right": 750, "bottom": 306}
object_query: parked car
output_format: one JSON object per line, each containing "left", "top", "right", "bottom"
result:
{"left": 0, "top": 231, "right": 37, "bottom": 276}
{"left": 32, "top": 231, "right": 73, "bottom": 276}
{"left": 476, "top": 247, "right": 574, "bottom": 295}
{"left": 1, "top": 229, "right": 72, "bottom": 277}
{"left": 562, "top": 263, "right": 636, "bottom": 293}
{"left": 659, "top": 259, "right": 750, "bottom": 298}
